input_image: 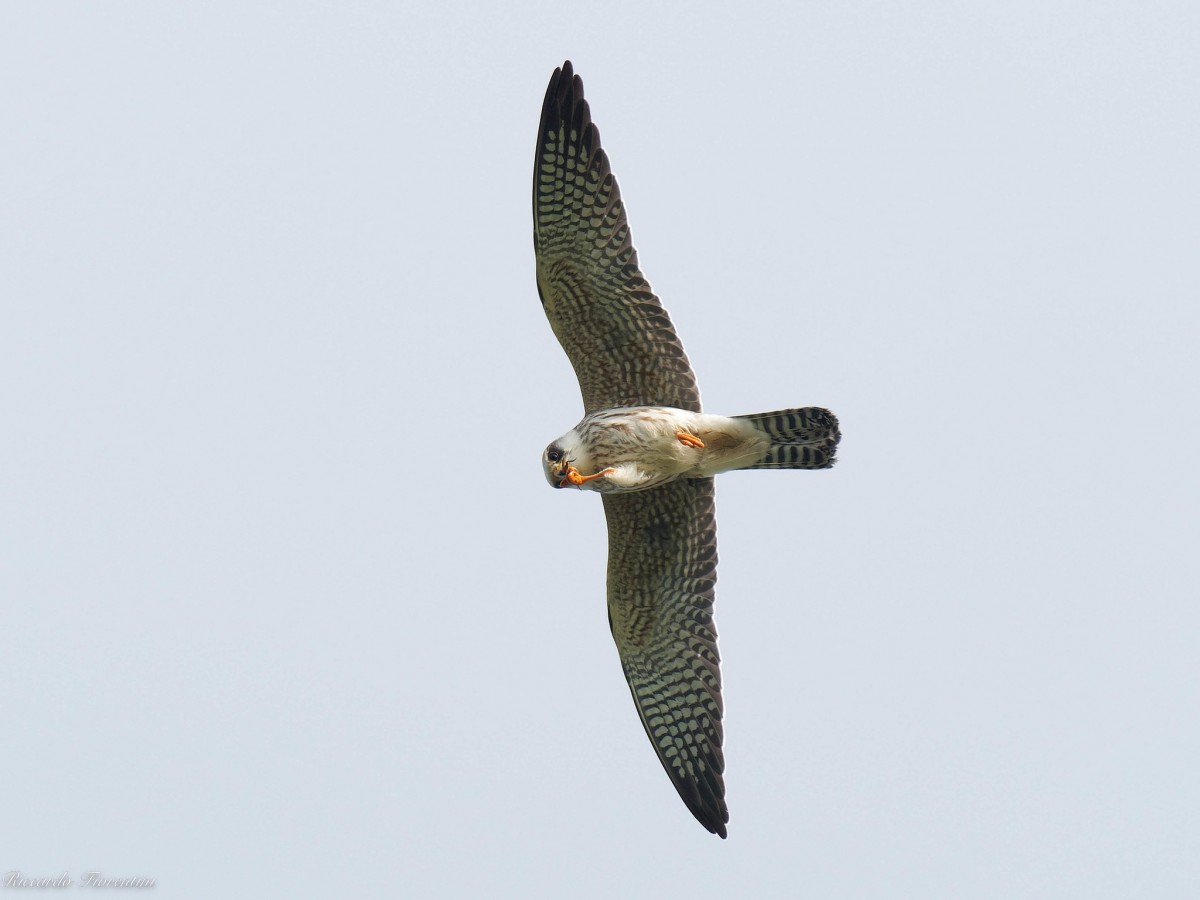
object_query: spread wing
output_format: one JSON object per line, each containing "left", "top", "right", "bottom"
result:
{"left": 603, "top": 478, "right": 728, "bottom": 838}
{"left": 534, "top": 61, "right": 727, "bottom": 838}
{"left": 533, "top": 60, "right": 701, "bottom": 415}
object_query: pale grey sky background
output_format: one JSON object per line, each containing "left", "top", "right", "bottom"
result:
{"left": 2, "top": 2, "right": 1197, "bottom": 897}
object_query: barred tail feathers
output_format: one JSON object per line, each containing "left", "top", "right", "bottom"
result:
{"left": 734, "top": 407, "right": 840, "bottom": 470}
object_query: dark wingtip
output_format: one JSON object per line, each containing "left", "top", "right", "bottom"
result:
{"left": 675, "top": 777, "right": 730, "bottom": 838}
{"left": 535, "top": 60, "right": 603, "bottom": 247}
{"left": 692, "top": 807, "right": 728, "bottom": 838}
{"left": 543, "top": 59, "right": 580, "bottom": 120}
{"left": 698, "top": 804, "right": 730, "bottom": 839}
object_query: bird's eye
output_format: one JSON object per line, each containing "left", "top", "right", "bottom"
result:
{"left": 547, "top": 448, "right": 562, "bottom": 463}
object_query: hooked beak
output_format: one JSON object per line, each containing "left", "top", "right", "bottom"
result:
{"left": 552, "top": 460, "right": 570, "bottom": 488}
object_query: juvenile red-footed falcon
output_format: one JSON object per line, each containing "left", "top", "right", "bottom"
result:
{"left": 533, "top": 61, "right": 840, "bottom": 838}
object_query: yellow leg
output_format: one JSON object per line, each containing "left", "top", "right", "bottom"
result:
{"left": 676, "top": 432, "right": 705, "bottom": 449}
{"left": 560, "top": 465, "right": 617, "bottom": 487}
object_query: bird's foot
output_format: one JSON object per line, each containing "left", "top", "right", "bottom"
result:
{"left": 560, "top": 466, "right": 617, "bottom": 487}
{"left": 676, "top": 432, "right": 706, "bottom": 449}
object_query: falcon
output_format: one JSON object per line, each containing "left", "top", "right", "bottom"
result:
{"left": 533, "top": 61, "right": 840, "bottom": 838}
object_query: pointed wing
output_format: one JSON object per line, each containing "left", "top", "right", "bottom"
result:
{"left": 533, "top": 61, "right": 701, "bottom": 415}
{"left": 603, "top": 478, "right": 728, "bottom": 837}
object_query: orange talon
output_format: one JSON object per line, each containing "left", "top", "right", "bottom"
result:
{"left": 560, "top": 465, "right": 616, "bottom": 487}
{"left": 676, "top": 432, "right": 706, "bottom": 449}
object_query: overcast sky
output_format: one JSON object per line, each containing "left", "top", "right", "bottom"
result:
{"left": 3, "top": 2, "right": 1198, "bottom": 897}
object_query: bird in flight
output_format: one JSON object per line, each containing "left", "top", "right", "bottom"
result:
{"left": 533, "top": 60, "right": 840, "bottom": 838}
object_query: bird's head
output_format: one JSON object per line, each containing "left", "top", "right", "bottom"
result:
{"left": 543, "top": 430, "right": 584, "bottom": 489}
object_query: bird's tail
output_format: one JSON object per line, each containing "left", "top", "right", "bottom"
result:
{"left": 733, "top": 407, "right": 840, "bottom": 470}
